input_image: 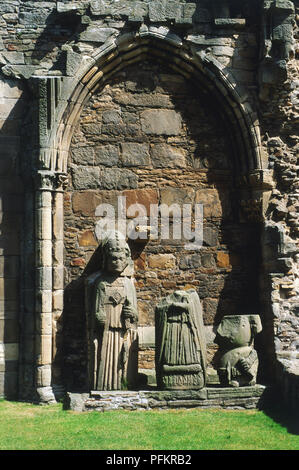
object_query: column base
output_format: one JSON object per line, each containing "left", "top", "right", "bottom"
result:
{"left": 36, "top": 386, "right": 56, "bottom": 404}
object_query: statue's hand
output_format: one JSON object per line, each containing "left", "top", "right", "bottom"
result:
{"left": 95, "top": 310, "right": 106, "bottom": 326}
{"left": 122, "top": 298, "right": 138, "bottom": 323}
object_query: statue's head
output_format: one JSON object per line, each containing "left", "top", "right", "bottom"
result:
{"left": 101, "top": 231, "right": 131, "bottom": 274}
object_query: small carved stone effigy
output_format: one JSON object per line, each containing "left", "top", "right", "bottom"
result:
{"left": 155, "top": 289, "right": 207, "bottom": 390}
{"left": 215, "top": 315, "right": 262, "bottom": 387}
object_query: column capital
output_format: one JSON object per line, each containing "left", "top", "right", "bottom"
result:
{"left": 34, "top": 170, "right": 56, "bottom": 191}
{"left": 53, "top": 172, "right": 69, "bottom": 192}
{"left": 34, "top": 170, "right": 68, "bottom": 192}
{"left": 236, "top": 169, "right": 275, "bottom": 190}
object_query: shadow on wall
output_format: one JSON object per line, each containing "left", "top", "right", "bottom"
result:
{"left": 58, "top": 247, "right": 103, "bottom": 392}
{"left": 28, "top": 8, "right": 86, "bottom": 73}
{"left": 0, "top": 76, "right": 28, "bottom": 399}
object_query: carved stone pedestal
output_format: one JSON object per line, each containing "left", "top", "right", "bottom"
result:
{"left": 65, "top": 385, "right": 267, "bottom": 412}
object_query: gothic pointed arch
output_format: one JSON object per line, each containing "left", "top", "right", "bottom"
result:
{"left": 35, "top": 31, "right": 265, "bottom": 178}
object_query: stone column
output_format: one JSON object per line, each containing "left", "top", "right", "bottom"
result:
{"left": 19, "top": 186, "right": 35, "bottom": 400}
{"left": 34, "top": 170, "right": 56, "bottom": 403}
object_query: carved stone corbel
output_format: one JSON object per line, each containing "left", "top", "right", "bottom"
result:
{"left": 237, "top": 169, "right": 275, "bottom": 222}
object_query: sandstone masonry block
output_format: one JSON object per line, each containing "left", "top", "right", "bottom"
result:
{"left": 0, "top": 79, "right": 23, "bottom": 99}
{"left": 72, "top": 166, "right": 100, "bottom": 190}
{"left": 100, "top": 168, "right": 138, "bottom": 189}
{"left": 19, "top": 9, "right": 52, "bottom": 26}
{"left": 94, "top": 144, "right": 119, "bottom": 167}
{"left": 0, "top": 98, "right": 25, "bottom": 119}
{"left": 140, "top": 109, "right": 182, "bottom": 135}
{"left": 216, "top": 252, "right": 231, "bottom": 268}
{"left": 102, "top": 109, "right": 122, "bottom": 125}
{"left": 78, "top": 230, "right": 98, "bottom": 247}
{"left": 203, "top": 226, "right": 218, "bottom": 247}
{"left": 71, "top": 146, "right": 95, "bottom": 165}
{"left": 137, "top": 300, "right": 152, "bottom": 325}
{"left": 70, "top": 258, "right": 86, "bottom": 267}
{"left": 179, "top": 253, "right": 201, "bottom": 270}
{"left": 150, "top": 144, "right": 186, "bottom": 168}
{"left": 202, "top": 298, "right": 218, "bottom": 324}
{"left": 195, "top": 189, "right": 223, "bottom": 218}
{"left": 148, "top": 253, "right": 176, "bottom": 269}
{"left": 121, "top": 143, "right": 151, "bottom": 167}
{"left": 201, "top": 252, "right": 216, "bottom": 268}
{"left": 80, "top": 26, "right": 118, "bottom": 43}
{"left": 2, "top": 51, "right": 25, "bottom": 65}
{"left": 123, "top": 188, "right": 158, "bottom": 216}
{"left": 81, "top": 122, "right": 102, "bottom": 135}
{"left": 134, "top": 253, "right": 146, "bottom": 271}
{"left": 114, "top": 91, "right": 173, "bottom": 108}
{"left": 160, "top": 187, "right": 194, "bottom": 206}
{"left": 149, "top": 0, "right": 166, "bottom": 22}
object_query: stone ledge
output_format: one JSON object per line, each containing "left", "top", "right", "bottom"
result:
{"left": 65, "top": 385, "right": 267, "bottom": 412}
{"left": 214, "top": 19, "right": 246, "bottom": 29}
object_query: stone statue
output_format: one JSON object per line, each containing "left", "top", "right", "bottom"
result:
{"left": 215, "top": 314, "right": 262, "bottom": 387}
{"left": 85, "top": 231, "right": 138, "bottom": 391}
{"left": 155, "top": 289, "right": 207, "bottom": 390}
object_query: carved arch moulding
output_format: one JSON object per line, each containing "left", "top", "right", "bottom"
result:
{"left": 32, "top": 31, "right": 266, "bottom": 174}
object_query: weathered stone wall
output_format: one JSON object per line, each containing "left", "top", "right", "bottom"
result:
{"left": 258, "top": 0, "right": 299, "bottom": 408}
{"left": 0, "top": 0, "right": 297, "bottom": 408}
{"left": 62, "top": 61, "right": 261, "bottom": 388}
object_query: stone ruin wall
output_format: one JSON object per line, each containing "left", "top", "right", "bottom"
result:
{"left": 63, "top": 62, "right": 261, "bottom": 389}
{"left": 258, "top": 1, "right": 299, "bottom": 399}
{"left": 0, "top": 0, "right": 297, "bottom": 407}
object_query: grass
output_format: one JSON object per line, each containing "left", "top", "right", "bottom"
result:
{"left": 0, "top": 400, "right": 298, "bottom": 450}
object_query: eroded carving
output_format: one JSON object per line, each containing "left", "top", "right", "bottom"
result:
{"left": 215, "top": 314, "right": 262, "bottom": 387}
{"left": 155, "top": 289, "right": 207, "bottom": 390}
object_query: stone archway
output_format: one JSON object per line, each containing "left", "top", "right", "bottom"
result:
{"left": 56, "top": 32, "right": 264, "bottom": 174}
{"left": 25, "top": 32, "right": 273, "bottom": 401}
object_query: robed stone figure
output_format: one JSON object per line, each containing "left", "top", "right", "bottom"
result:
{"left": 155, "top": 289, "right": 207, "bottom": 390}
{"left": 85, "top": 231, "right": 138, "bottom": 391}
